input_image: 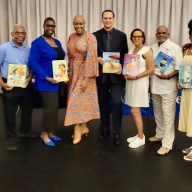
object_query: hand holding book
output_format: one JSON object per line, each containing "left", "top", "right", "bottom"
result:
{"left": 155, "top": 71, "right": 170, "bottom": 80}
{"left": 98, "top": 57, "right": 105, "bottom": 65}
{"left": 46, "top": 77, "right": 58, "bottom": 84}
{"left": 124, "top": 74, "right": 137, "bottom": 80}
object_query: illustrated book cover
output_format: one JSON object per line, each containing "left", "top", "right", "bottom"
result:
{"left": 154, "top": 51, "right": 173, "bottom": 73}
{"left": 179, "top": 65, "right": 192, "bottom": 88}
{"left": 103, "top": 52, "right": 121, "bottom": 73}
{"left": 122, "top": 54, "right": 140, "bottom": 76}
{"left": 7, "top": 64, "right": 27, "bottom": 87}
{"left": 52, "top": 60, "right": 68, "bottom": 82}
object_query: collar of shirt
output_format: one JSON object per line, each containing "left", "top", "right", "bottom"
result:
{"left": 158, "top": 39, "right": 171, "bottom": 48}
{"left": 103, "top": 28, "right": 114, "bottom": 35}
{"left": 10, "top": 39, "right": 26, "bottom": 50}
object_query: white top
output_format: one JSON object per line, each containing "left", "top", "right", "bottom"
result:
{"left": 150, "top": 39, "right": 183, "bottom": 94}
{"left": 125, "top": 46, "right": 150, "bottom": 107}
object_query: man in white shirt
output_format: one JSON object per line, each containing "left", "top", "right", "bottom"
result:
{"left": 150, "top": 25, "right": 183, "bottom": 155}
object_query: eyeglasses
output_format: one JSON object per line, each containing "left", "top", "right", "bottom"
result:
{"left": 156, "top": 32, "right": 167, "bottom": 35}
{"left": 14, "top": 32, "right": 26, "bottom": 36}
{"left": 45, "top": 24, "right": 56, "bottom": 28}
{"left": 132, "top": 36, "right": 143, "bottom": 39}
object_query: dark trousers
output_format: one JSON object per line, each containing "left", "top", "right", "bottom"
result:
{"left": 40, "top": 92, "right": 59, "bottom": 132}
{"left": 97, "top": 76, "right": 124, "bottom": 136}
{"left": 2, "top": 83, "right": 33, "bottom": 138}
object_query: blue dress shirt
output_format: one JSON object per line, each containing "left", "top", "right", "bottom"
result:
{"left": 0, "top": 40, "right": 30, "bottom": 78}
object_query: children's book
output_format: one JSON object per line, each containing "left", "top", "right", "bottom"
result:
{"left": 179, "top": 65, "right": 192, "bottom": 88}
{"left": 103, "top": 52, "right": 121, "bottom": 73}
{"left": 52, "top": 60, "right": 68, "bottom": 82}
{"left": 154, "top": 51, "right": 173, "bottom": 73}
{"left": 122, "top": 54, "right": 140, "bottom": 76}
{"left": 7, "top": 64, "right": 27, "bottom": 87}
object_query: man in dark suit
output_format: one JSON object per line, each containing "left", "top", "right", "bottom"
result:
{"left": 93, "top": 10, "right": 128, "bottom": 145}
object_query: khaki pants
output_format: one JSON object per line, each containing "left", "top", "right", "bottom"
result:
{"left": 152, "top": 90, "right": 177, "bottom": 149}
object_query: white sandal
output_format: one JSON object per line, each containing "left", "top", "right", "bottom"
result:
{"left": 184, "top": 150, "right": 192, "bottom": 161}
{"left": 182, "top": 146, "right": 192, "bottom": 154}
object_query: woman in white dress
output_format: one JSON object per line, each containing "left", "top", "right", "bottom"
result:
{"left": 124, "top": 29, "right": 154, "bottom": 148}
{"left": 178, "top": 20, "right": 192, "bottom": 161}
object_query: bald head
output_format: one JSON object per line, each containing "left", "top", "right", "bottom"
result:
{"left": 156, "top": 25, "right": 169, "bottom": 45}
{"left": 73, "top": 15, "right": 86, "bottom": 24}
{"left": 73, "top": 15, "right": 86, "bottom": 36}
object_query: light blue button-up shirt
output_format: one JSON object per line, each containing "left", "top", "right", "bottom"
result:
{"left": 0, "top": 40, "right": 30, "bottom": 78}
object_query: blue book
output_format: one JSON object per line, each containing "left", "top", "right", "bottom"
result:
{"left": 179, "top": 65, "right": 192, "bottom": 88}
{"left": 155, "top": 51, "right": 173, "bottom": 73}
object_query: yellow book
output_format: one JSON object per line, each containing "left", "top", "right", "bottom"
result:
{"left": 52, "top": 60, "right": 68, "bottom": 82}
{"left": 7, "top": 64, "right": 27, "bottom": 87}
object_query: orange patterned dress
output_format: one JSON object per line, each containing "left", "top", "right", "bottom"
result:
{"left": 64, "top": 31, "right": 100, "bottom": 126}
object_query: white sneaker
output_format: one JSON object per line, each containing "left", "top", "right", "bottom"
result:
{"left": 127, "top": 135, "right": 138, "bottom": 143}
{"left": 129, "top": 135, "right": 145, "bottom": 149}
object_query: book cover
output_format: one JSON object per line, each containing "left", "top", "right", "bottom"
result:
{"left": 154, "top": 51, "right": 173, "bottom": 73}
{"left": 179, "top": 65, "right": 192, "bottom": 88}
{"left": 52, "top": 60, "right": 68, "bottom": 82}
{"left": 7, "top": 64, "right": 27, "bottom": 87}
{"left": 103, "top": 52, "right": 121, "bottom": 73}
{"left": 122, "top": 54, "right": 140, "bottom": 76}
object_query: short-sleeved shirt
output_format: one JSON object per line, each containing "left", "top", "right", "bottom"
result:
{"left": 150, "top": 39, "right": 183, "bottom": 94}
{"left": 0, "top": 40, "right": 30, "bottom": 78}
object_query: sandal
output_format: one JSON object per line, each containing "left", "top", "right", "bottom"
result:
{"left": 184, "top": 151, "right": 192, "bottom": 161}
{"left": 182, "top": 146, "right": 192, "bottom": 154}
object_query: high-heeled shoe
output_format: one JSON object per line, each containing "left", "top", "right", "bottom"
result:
{"left": 73, "top": 124, "right": 82, "bottom": 144}
{"left": 50, "top": 135, "right": 62, "bottom": 141}
{"left": 81, "top": 124, "right": 89, "bottom": 137}
{"left": 41, "top": 134, "right": 55, "bottom": 147}
{"left": 44, "top": 140, "right": 55, "bottom": 147}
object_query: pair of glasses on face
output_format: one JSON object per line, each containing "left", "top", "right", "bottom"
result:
{"left": 14, "top": 32, "right": 26, "bottom": 36}
{"left": 45, "top": 24, "right": 56, "bottom": 28}
{"left": 156, "top": 32, "right": 167, "bottom": 35}
{"left": 132, "top": 36, "right": 143, "bottom": 39}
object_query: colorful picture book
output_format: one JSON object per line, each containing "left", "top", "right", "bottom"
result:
{"left": 122, "top": 54, "right": 140, "bottom": 76}
{"left": 7, "top": 64, "right": 27, "bottom": 87}
{"left": 154, "top": 51, "right": 173, "bottom": 73}
{"left": 179, "top": 65, "right": 192, "bottom": 88}
{"left": 103, "top": 52, "right": 121, "bottom": 73}
{"left": 52, "top": 60, "right": 68, "bottom": 82}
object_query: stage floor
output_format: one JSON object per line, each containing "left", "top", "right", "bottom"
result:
{"left": 0, "top": 96, "right": 192, "bottom": 192}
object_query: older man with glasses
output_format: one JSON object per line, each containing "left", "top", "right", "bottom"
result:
{"left": 0, "top": 24, "right": 38, "bottom": 150}
{"left": 149, "top": 25, "right": 183, "bottom": 155}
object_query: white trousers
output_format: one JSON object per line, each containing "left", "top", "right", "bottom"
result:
{"left": 152, "top": 90, "right": 177, "bottom": 149}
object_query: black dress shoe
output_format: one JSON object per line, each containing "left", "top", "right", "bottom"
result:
{"left": 99, "top": 134, "right": 110, "bottom": 141}
{"left": 113, "top": 135, "right": 122, "bottom": 145}
{"left": 19, "top": 130, "right": 39, "bottom": 138}
{"left": 6, "top": 137, "right": 19, "bottom": 151}
{"left": 99, "top": 135, "right": 105, "bottom": 140}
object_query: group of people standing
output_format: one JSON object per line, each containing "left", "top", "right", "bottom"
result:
{"left": 0, "top": 9, "right": 192, "bottom": 161}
